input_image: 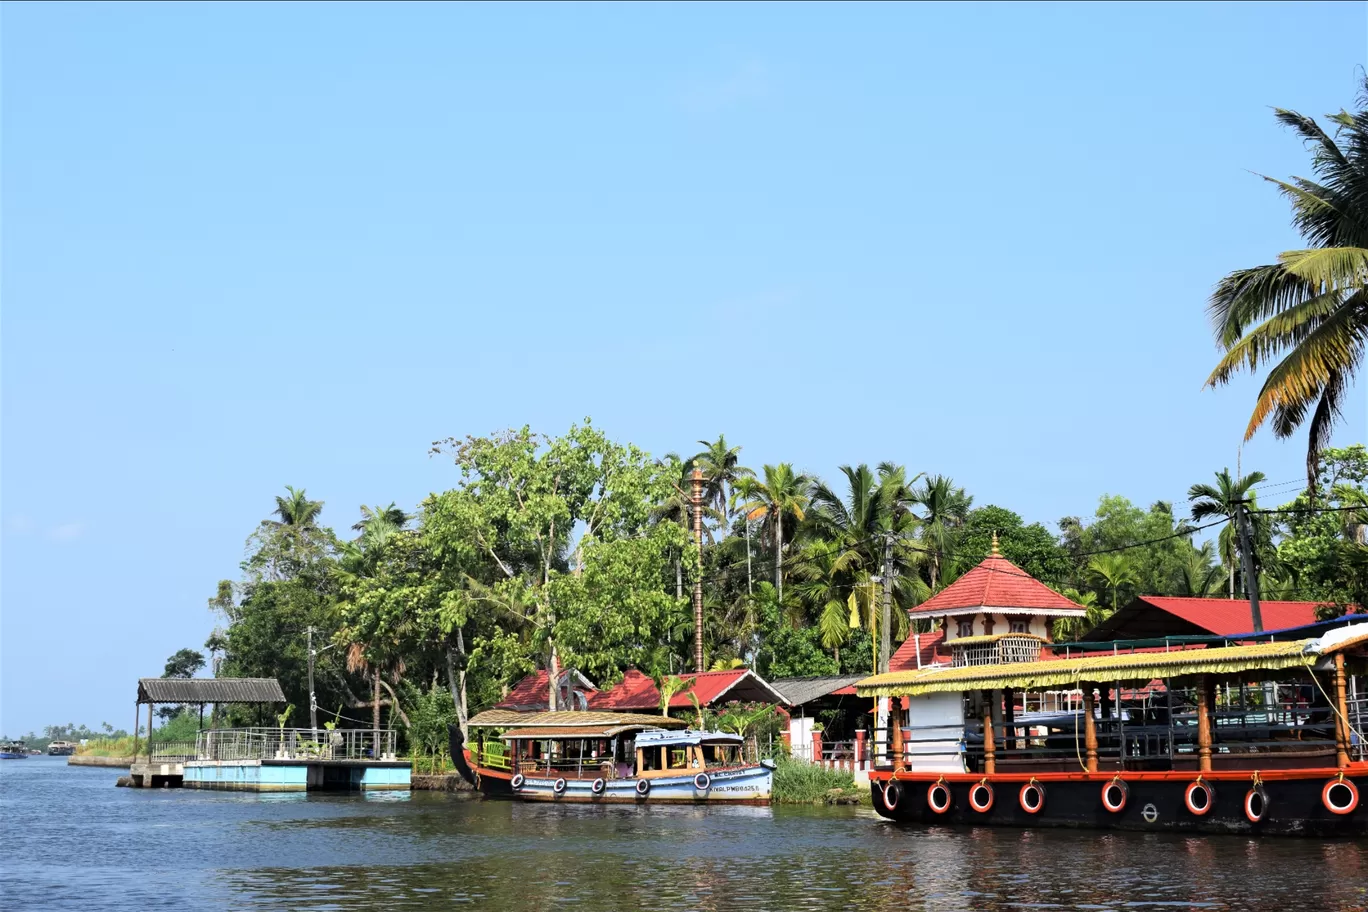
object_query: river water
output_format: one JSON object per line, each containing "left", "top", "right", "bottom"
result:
{"left": 2, "top": 758, "right": 1365, "bottom": 910}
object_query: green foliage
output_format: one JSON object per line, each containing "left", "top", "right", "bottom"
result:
{"left": 957, "top": 505, "right": 1073, "bottom": 584}
{"left": 771, "top": 757, "right": 864, "bottom": 804}
{"left": 406, "top": 682, "right": 456, "bottom": 759}
{"left": 162, "top": 648, "right": 205, "bottom": 679}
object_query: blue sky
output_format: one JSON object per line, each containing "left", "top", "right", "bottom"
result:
{"left": 3, "top": 2, "right": 1365, "bottom": 735}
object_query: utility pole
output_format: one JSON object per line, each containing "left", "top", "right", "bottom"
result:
{"left": 692, "top": 465, "right": 705, "bottom": 674}
{"left": 1234, "top": 502, "right": 1264, "bottom": 633}
{"left": 880, "top": 532, "right": 894, "bottom": 674}
{"left": 307, "top": 626, "right": 319, "bottom": 737}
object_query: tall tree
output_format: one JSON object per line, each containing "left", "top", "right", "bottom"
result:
{"left": 911, "top": 474, "right": 973, "bottom": 590}
{"left": 695, "top": 436, "right": 755, "bottom": 592}
{"left": 1188, "top": 468, "right": 1266, "bottom": 598}
{"left": 1088, "top": 554, "right": 1140, "bottom": 611}
{"left": 1205, "top": 78, "right": 1368, "bottom": 485}
{"left": 734, "top": 464, "right": 812, "bottom": 600}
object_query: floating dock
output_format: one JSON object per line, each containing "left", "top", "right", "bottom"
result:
{"left": 130, "top": 727, "right": 410, "bottom": 792}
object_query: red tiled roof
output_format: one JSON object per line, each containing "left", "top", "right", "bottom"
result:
{"left": 888, "top": 629, "right": 949, "bottom": 673}
{"left": 1131, "top": 597, "right": 1350, "bottom": 636}
{"left": 495, "top": 670, "right": 598, "bottom": 711}
{"left": 911, "top": 555, "right": 1086, "bottom": 616}
{"left": 588, "top": 669, "right": 785, "bottom": 711}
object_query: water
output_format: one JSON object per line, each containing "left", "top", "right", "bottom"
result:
{"left": 2, "top": 758, "right": 1366, "bottom": 911}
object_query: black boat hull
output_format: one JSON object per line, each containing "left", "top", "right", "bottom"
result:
{"left": 869, "top": 768, "right": 1368, "bottom": 837}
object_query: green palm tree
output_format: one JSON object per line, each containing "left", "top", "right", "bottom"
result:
{"left": 1205, "top": 79, "right": 1368, "bottom": 485}
{"left": 734, "top": 464, "right": 812, "bottom": 600}
{"left": 1189, "top": 468, "right": 1266, "bottom": 598}
{"left": 271, "top": 486, "right": 324, "bottom": 529}
{"left": 694, "top": 435, "right": 753, "bottom": 525}
{"left": 1177, "top": 542, "right": 1225, "bottom": 597}
{"left": 1089, "top": 554, "right": 1140, "bottom": 611}
{"left": 352, "top": 503, "right": 410, "bottom": 532}
{"left": 1052, "top": 588, "right": 1105, "bottom": 641}
{"left": 695, "top": 436, "right": 756, "bottom": 592}
{"left": 911, "top": 475, "right": 973, "bottom": 590}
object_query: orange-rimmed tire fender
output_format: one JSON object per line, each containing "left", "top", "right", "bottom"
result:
{"left": 882, "top": 780, "right": 901, "bottom": 810}
{"left": 926, "top": 781, "right": 951, "bottom": 814}
{"left": 1184, "top": 779, "right": 1215, "bottom": 816}
{"left": 968, "top": 780, "right": 994, "bottom": 813}
{"left": 1018, "top": 780, "right": 1045, "bottom": 814}
{"left": 1323, "top": 778, "right": 1359, "bottom": 815}
{"left": 1244, "top": 785, "right": 1269, "bottom": 823}
{"left": 1101, "top": 778, "right": 1128, "bottom": 813}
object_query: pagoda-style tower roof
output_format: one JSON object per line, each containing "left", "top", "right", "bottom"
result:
{"left": 911, "top": 536, "right": 1086, "bottom": 619}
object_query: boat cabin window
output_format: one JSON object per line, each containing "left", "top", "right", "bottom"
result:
{"left": 667, "top": 748, "right": 692, "bottom": 770}
{"left": 701, "top": 743, "right": 742, "bottom": 767}
{"left": 638, "top": 746, "right": 665, "bottom": 772}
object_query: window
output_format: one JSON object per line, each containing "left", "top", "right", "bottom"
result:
{"left": 1009, "top": 618, "right": 1030, "bottom": 634}
{"left": 639, "top": 746, "right": 664, "bottom": 772}
{"left": 982, "top": 616, "right": 995, "bottom": 636}
{"left": 668, "top": 748, "right": 691, "bottom": 770}
{"left": 956, "top": 618, "right": 974, "bottom": 638}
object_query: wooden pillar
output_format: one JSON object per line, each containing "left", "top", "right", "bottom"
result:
{"left": 1334, "top": 653, "right": 1352, "bottom": 768}
{"left": 854, "top": 729, "right": 866, "bottom": 771}
{"left": 891, "top": 699, "right": 904, "bottom": 771}
{"left": 1196, "top": 675, "right": 1213, "bottom": 773}
{"left": 1082, "top": 686, "right": 1098, "bottom": 773}
{"left": 145, "top": 702, "right": 155, "bottom": 764}
{"left": 982, "top": 694, "right": 996, "bottom": 775}
{"left": 1004, "top": 687, "right": 1016, "bottom": 752}
{"left": 811, "top": 730, "right": 823, "bottom": 766}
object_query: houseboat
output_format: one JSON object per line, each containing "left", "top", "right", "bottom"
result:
{"left": 454, "top": 710, "right": 774, "bottom": 804}
{"left": 856, "top": 623, "right": 1368, "bottom": 836}
{"left": 47, "top": 740, "right": 76, "bottom": 756}
{"left": 1, "top": 741, "right": 29, "bottom": 760}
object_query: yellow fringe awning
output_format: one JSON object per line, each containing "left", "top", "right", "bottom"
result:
{"left": 855, "top": 639, "right": 1316, "bottom": 697}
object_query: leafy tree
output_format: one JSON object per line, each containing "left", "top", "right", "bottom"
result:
{"left": 957, "top": 505, "right": 1073, "bottom": 585}
{"left": 1204, "top": 77, "right": 1368, "bottom": 485}
{"left": 1275, "top": 445, "right": 1368, "bottom": 612}
{"left": 1177, "top": 542, "right": 1226, "bottom": 597}
{"left": 163, "top": 648, "right": 205, "bottom": 679}
{"left": 244, "top": 486, "right": 336, "bottom": 581}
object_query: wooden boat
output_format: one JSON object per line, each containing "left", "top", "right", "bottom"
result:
{"left": 455, "top": 710, "right": 774, "bottom": 804}
{"left": 0, "top": 741, "right": 29, "bottom": 760}
{"left": 47, "top": 740, "right": 76, "bottom": 756}
{"left": 855, "top": 623, "right": 1368, "bottom": 836}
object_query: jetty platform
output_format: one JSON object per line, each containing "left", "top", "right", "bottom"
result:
{"left": 128, "top": 676, "right": 409, "bottom": 791}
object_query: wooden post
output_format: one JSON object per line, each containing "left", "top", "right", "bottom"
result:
{"left": 1004, "top": 687, "right": 1016, "bottom": 752}
{"left": 811, "top": 730, "right": 823, "bottom": 766}
{"left": 146, "top": 702, "right": 155, "bottom": 764}
{"left": 1334, "top": 653, "right": 1352, "bottom": 768}
{"left": 1196, "top": 675, "right": 1213, "bottom": 773}
{"left": 854, "top": 729, "right": 866, "bottom": 771}
{"left": 982, "top": 694, "right": 996, "bottom": 775}
{"left": 891, "top": 699, "right": 905, "bottom": 771}
{"left": 1083, "top": 686, "right": 1098, "bottom": 773}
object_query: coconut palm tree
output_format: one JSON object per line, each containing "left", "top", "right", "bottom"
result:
{"left": 1089, "top": 554, "right": 1140, "bottom": 611}
{"left": 694, "top": 436, "right": 753, "bottom": 526}
{"left": 271, "top": 486, "right": 324, "bottom": 530}
{"left": 734, "top": 464, "right": 812, "bottom": 599}
{"left": 695, "top": 435, "right": 756, "bottom": 591}
{"left": 352, "top": 503, "right": 410, "bottom": 533}
{"left": 1052, "top": 588, "right": 1105, "bottom": 641}
{"left": 1205, "top": 79, "right": 1368, "bottom": 485}
{"left": 1177, "top": 542, "right": 1225, "bottom": 597}
{"left": 912, "top": 475, "right": 973, "bottom": 590}
{"left": 1189, "top": 468, "right": 1266, "bottom": 598}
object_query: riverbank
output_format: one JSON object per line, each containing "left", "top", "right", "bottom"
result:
{"left": 410, "top": 773, "right": 474, "bottom": 791}
{"left": 69, "top": 755, "right": 133, "bottom": 768}
{"left": 772, "top": 759, "right": 869, "bottom": 805}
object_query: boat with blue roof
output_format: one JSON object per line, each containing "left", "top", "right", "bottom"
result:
{"left": 455, "top": 710, "right": 774, "bottom": 804}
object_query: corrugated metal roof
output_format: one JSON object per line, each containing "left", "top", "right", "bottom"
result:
{"left": 137, "top": 678, "right": 286, "bottom": 704}
{"left": 768, "top": 675, "right": 865, "bottom": 706}
{"left": 588, "top": 668, "right": 787, "bottom": 711}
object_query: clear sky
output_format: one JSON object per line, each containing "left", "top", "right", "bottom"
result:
{"left": 3, "top": 2, "right": 1366, "bottom": 736}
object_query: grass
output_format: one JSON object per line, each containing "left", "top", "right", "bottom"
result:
{"left": 75, "top": 736, "right": 142, "bottom": 757}
{"left": 771, "top": 758, "right": 870, "bottom": 805}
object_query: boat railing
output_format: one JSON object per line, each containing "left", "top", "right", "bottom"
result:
{"left": 192, "top": 727, "right": 398, "bottom": 762}
{"left": 469, "top": 740, "right": 511, "bottom": 771}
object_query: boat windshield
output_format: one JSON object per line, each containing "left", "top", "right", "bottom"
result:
{"left": 701, "top": 742, "right": 743, "bottom": 767}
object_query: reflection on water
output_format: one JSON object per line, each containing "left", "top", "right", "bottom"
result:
{"left": 3, "top": 759, "right": 1366, "bottom": 911}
